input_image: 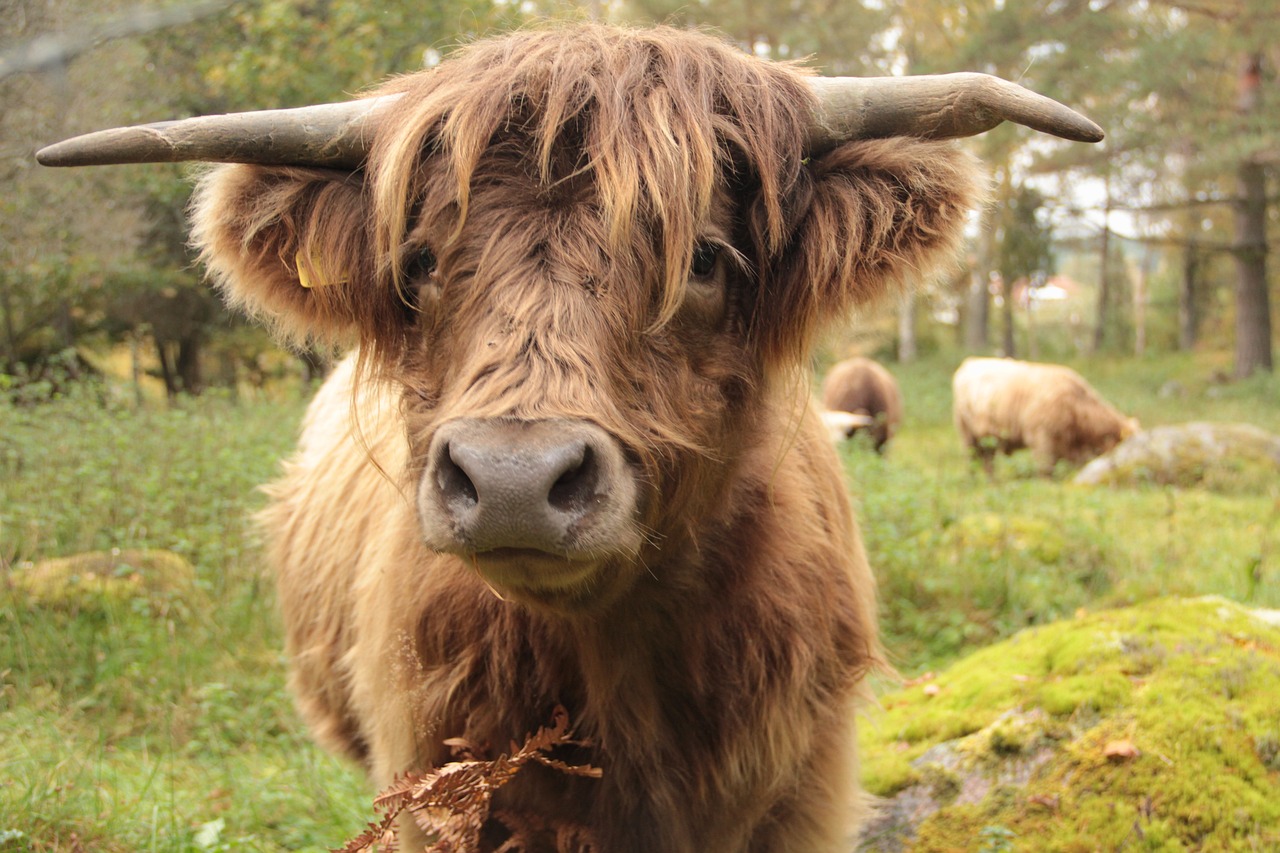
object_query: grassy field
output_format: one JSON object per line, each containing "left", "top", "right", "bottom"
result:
{"left": 2, "top": 349, "right": 1277, "bottom": 850}
{"left": 1, "top": 391, "right": 369, "bottom": 851}
{"left": 845, "top": 350, "right": 1280, "bottom": 671}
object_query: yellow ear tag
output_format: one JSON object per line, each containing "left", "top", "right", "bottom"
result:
{"left": 295, "top": 250, "right": 348, "bottom": 288}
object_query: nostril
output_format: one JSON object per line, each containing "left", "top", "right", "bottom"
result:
{"left": 438, "top": 442, "right": 479, "bottom": 509}
{"left": 419, "top": 418, "right": 635, "bottom": 556}
{"left": 547, "top": 444, "right": 598, "bottom": 513}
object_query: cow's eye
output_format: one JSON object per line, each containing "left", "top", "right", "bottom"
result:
{"left": 401, "top": 247, "right": 439, "bottom": 318}
{"left": 406, "top": 247, "right": 438, "bottom": 281}
{"left": 690, "top": 243, "right": 719, "bottom": 279}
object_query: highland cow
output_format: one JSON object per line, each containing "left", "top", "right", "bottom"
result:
{"left": 39, "top": 24, "right": 1101, "bottom": 852}
{"left": 953, "top": 356, "right": 1139, "bottom": 476}
{"left": 820, "top": 406, "right": 876, "bottom": 443}
{"left": 821, "top": 357, "right": 903, "bottom": 451}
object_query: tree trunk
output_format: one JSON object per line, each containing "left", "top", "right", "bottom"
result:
{"left": 0, "top": 276, "right": 17, "bottom": 372}
{"left": 1134, "top": 250, "right": 1153, "bottom": 358}
{"left": 1233, "top": 157, "right": 1272, "bottom": 377}
{"left": 964, "top": 269, "right": 989, "bottom": 351}
{"left": 52, "top": 300, "right": 74, "bottom": 350}
{"left": 964, "top": 204, "right": 998, "bottom": 352}
{"left": 1093, "top": 180, "right": 1113, "bottom": 353}
{"left": 1179, "top": 244, "right": 1199, "bottom": 351}
{"left": 130, "top": 332, "right": 144, "bottom": 407}
{"left": 155, "top": 339, "right": 178, "bottom": 400}
{"left": 1026, "top": 287, "right": 1037, "bottom": 360}
{"left": 1000, "top": 274, "right": 1016, "bottom": 358}
{"left": 1233, "top": 53, "right": 1272, "bottom": 378}
{"left": 898, "top": 291, "right": 918, "bottom": 363}
{"left": 177, "top": 335, "right": 203, "bottom": 395}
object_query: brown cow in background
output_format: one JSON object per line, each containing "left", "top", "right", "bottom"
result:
{"left": 821, "top": 356, "right": 903, "bottom": 451}
{"left": 953, "top": 357, "right": 1139, "bottom": 476}
{"left": 39, "top": 23, "right": 1101, "bottom": 852}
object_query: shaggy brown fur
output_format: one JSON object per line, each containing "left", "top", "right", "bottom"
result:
{"left": 820, "top": 357, "right": 903, "bottom": 451}
{"left": 190, "top": 23, "right": 985, "bottom": 852}
{"left": 952, "top": 356, "right": 1139, "bottom": 476}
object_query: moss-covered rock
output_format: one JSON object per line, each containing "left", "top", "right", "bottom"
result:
{"left": 1074, "top": 422, "right": 1280, "bottom": 494}
{"left": 8, "top": 548, "right": 195, "bottom": 609}
{"left": 858, "top": 597, "right": 1280, "bottom": 851}
{"left": 932, "top": 514, "right": 1066, "bottom": 564}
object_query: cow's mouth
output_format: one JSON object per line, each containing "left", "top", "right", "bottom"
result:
{"left": 468, "top": 548, "right": 605, "bottom": 604}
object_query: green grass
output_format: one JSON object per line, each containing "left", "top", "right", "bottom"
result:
{"left": 1, "top": 348, "right": 1277, "bottom": 850}
{"left": 847, "top": 350, "right": 1280, "bottom": 672}
{"left": 0, "top": 389, "right": 368, "bottom": 852}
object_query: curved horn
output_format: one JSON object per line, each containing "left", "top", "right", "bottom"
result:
{"left": 36, "top": 95, "right": 399, "bottom": 168}
{"left": 806, "top": 73, "right": 1104, "bottom": 150}
{"left": 37, "top": 71, "right": 1101, "bottom": 168}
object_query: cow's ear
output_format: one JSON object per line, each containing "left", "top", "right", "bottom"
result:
{"left": 191, "top": 164, "right": 394, "bottom": 350}
{"left": 755, "top": 138, "right": 986, "bottom": 362}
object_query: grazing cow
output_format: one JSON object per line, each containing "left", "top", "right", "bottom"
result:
{"left": 953, "top": 356, "right": 1138, "bottom": 476}
{"left": 39, "top": 24, "right": 1100, "bottom": 852}
{"left": 821, "top": 357, "right": 903, "bottom": 451}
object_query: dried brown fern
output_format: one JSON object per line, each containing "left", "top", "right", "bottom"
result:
{"left": 336, "top": 706, "right": 601, "bottom": 853}
{"left": 489, "top": 810, "right": 599, "bottom": 853}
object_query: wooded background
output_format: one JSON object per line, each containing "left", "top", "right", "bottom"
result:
{"left": 3, "top": 0, "right": 1278, "bottom": 397}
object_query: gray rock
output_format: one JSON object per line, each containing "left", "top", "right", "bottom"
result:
{"left": 1074, "top": 421, "right": 1280, "bottom": 491}
{"left": 856, "top": 709, "right": 1055, "bottom": 852}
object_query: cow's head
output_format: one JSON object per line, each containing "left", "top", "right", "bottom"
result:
{"left": 39, "top": 25, "right": 1100, "bottom": 610}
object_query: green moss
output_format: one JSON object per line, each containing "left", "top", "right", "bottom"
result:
{"left": 860, "top": 597, "right": 1280, "bottom": 851}
{"left": 982, "top": 710, "right": 1048, "bottom": 758}
{"left": 8, "top": 548, "right": 196, "bottom": 610}
{"left": 934, "top": 514, "right": 1066, "bottom": 564}
{"left": 919, "top": 763, "right": 963, "bottom": 805}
